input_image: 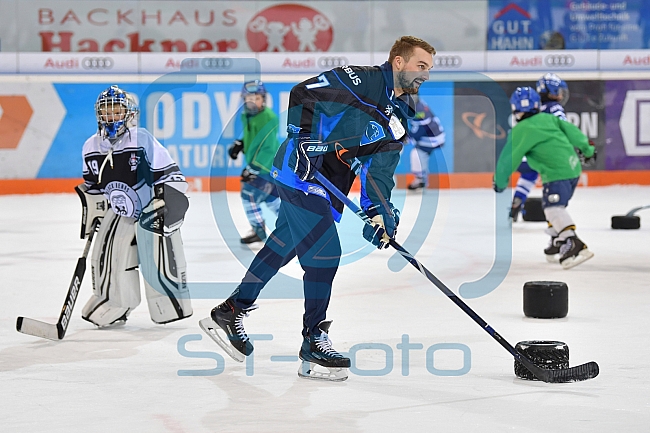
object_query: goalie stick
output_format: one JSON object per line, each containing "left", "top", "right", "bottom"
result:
{"left": 313, "top": 171, "right": 599, "bottom": 383}
{"left": 16, "top": 219, "right": 100, "bottom": 341}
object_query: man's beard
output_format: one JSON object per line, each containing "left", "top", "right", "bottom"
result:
{"left": 397, "top": 71, "right": 423, "bottom": 94}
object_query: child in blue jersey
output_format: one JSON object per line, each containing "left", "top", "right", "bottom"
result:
{"left": 406, "top": 95, "right": 446, "bottom": 190}
{"left": 511, "top": 73, "right": 569, "bottom": 220}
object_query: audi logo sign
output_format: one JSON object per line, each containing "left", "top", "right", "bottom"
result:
{"left": 201, "top": 58, "right": 233, "bottom": 69}
{"left": 545, "top": 54, "right": 575, "bottom": 67}
{"left": 434, "top": 56, "right": 462, "bottom": 68}
{"left": 82, "top": 57, "right": 114, "bottom": 70}
{"left": 318, "top": 56, "right": 348, "bottom": 68}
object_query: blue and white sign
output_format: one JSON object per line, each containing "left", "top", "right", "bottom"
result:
{"left": 488, "top": 0, "right": 650, "bottom": 50}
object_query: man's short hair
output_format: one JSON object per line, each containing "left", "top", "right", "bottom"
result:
{"left": 388, "top": 36, "right": 436, "bottom": 63}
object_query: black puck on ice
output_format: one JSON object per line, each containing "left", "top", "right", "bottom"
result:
{"left": 523, "top": 281, "right": 568, "bottom": 319}
{"left": 515, "top": 340, "right": 569, "bottom": 380}
{"left": 522, "top": 197, "right": 546, "bottom": 222}
{"left": 611, "top": 215, "right": 640, "bottom": 229}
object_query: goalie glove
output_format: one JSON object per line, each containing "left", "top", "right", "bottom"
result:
{"left": 228, "top": 139, "right": 244, "bottom": 160}
{"left": 139, "top": 182, "right": 189, "bottom": 236}
{"left": 75, "top": 183, "right": 108, "bottom": 239}
{"left": 288, "top": 134, "right": 327, "bottom": 181}
{"left": 362, "top": 202, "right": 400, "bottom": 249}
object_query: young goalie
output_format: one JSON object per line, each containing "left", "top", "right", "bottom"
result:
{"left": 77, "top": 85, "right": 192, "bottom": 327}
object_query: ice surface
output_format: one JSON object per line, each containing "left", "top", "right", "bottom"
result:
{"left": 1, "top": 186, "right": 649, "bottom": 432}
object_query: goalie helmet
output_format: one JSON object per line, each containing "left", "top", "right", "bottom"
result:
{"left": 241, "top": 80, "right": 267, "bottom": 115}
{"left": 510, "top": 87, "right": 540, "bottom": 115}
{"left": 95, "top": 85, "right": 138, "bottom": 140}
{"left": 536, "top": 73, "right": 570, "bottom": 105}
{"left": 124, "top": 92, "right": 140, "bottom": 128}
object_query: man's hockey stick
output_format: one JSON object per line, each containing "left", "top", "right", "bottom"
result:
{"left": 313, "top": 171, "right": 599, "bottom": 383}
{"left": 16, "top": 219, "right": 100, "bottom": 341}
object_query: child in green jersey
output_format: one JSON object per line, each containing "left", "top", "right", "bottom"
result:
{"left": 494, "top": 87, "right": 595, "bottom": 269}
{"left": 228, "top": 80, "right": 281, "bottom": 244}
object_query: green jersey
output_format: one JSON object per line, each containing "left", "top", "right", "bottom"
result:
{"left": 494, "top": 112, "right": 594, "bottom": 191}
{"left": 240, "top": 107, "right": 280, "bottom": 175}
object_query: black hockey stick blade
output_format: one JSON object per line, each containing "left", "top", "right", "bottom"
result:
{"left": 546, "top": 362, "right": 600, "bottom": 383}
{"left": 516, "top": 351, "right": 599, "bottom": 383}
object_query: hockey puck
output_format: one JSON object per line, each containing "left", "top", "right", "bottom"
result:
{"left": 515, "top": 340, "right": 569, "bottom": 380}
{"left": 523, "top": 281, "right": 568, "bottom": 319}
{"left": 611, "top": 215, "right": 640, "bottom": 230}
{"left": 522, "top": 197, "right": 546, "bottom": 222}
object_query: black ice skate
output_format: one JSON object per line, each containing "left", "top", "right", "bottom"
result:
{"left": 199, "top": 299, "right": 257, "bottom": 362}
{"left": 240, "top": 226, "right": 266, "bottom": 244}
{"left": 558, "top": 236, "right": 594, "bottom": 269}
{"left": 544, "top": 236, "right": 560, "bottom": 263}
{"left": 298, "top": 320, "right": 350, "bottom": 382}
{"left": 510, "top": 197, "right": 523, "bottom": 221}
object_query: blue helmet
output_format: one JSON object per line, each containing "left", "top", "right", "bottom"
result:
{"left": 536, "top": 73, "right": 569, "bottom": 105}
{"left": 242, "top": 79, "right": 267, "bottom": 96}
{"left": 510, "top": 87, "right": 541, "bottom": 115}
{"left": 95, "top": 85, "right": 138, "bottom": 140}
{"left": 241, "top": 80, "right": 267, "bottom": 115}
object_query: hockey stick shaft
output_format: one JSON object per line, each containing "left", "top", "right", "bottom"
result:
{"left": 16, "top": 219, "right": 100, "bottom": 341}
{"left": 313, "top": 171, "right": 598, "bottom": 383}
{"left": 626, "top": 204, "right": 650, "bottom": 216}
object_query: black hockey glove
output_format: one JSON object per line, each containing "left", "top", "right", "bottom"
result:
{"left": 362, "top": 202, "right": 400, "bottom": 249}
{"left": 139, "top": 183, "right": 189, "bottom": 236}
{"left": 577, "top": 141, "right": 597, "bottom": 167}
{"left": 240, "top": 165, "right": 259, "bottom": 183}
{"left": 493, "top": 178, "right": 506, "bottom": 193}
{"left": 228, "top": 139, "right": 244, "bottom": 160}
{"left": 289, "top": 134, "right": 327, "bottom": 181}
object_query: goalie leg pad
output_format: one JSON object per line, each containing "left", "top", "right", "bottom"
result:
{"left": 82, "top": 210, "right": 141, "bottom": 327}
{"left": 136, "top": 226, "right": 192, "bottom": 324}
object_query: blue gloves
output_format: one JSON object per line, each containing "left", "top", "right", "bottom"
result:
{"left": 363, "top": 203, "right": 400, "bottom": 249}
{"left": 289, "top": 134, "right": 327, "bottom": 181}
